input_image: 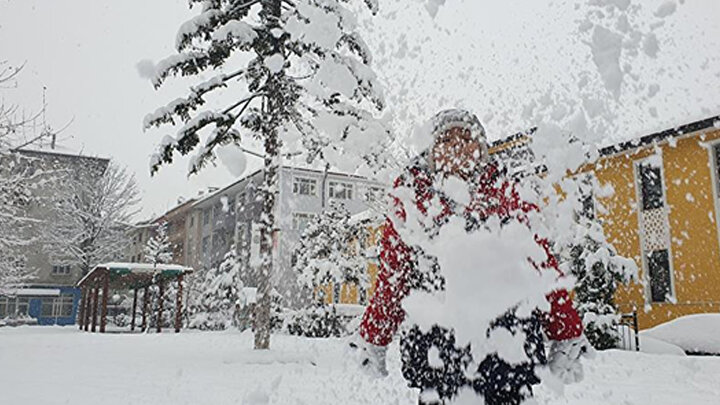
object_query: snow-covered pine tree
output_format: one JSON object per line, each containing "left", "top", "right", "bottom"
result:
{"left": 144, "top": 221, "right": 174, "bottom": 266}
{"left": 560, "top": 180, "right": 636, "bottom": 350}
{"left": 294, "top": 200, "right": 369, "bottom": 303}
{"left": 190, "top": 248, "right": 243, "bottom": 330}
{"left": 143, "top": 221, "right": 178, "bottom": 329}
{"left": 145, "top": 0, "right": 389, "bottom": 349}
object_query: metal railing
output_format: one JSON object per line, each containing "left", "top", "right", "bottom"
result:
{"left": 617, "top": 310, "right": 640, "bottom": 351}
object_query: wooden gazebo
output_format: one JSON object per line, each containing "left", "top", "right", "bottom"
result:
{"left": 76, "top": 262, "right": 193, "bottom": 333}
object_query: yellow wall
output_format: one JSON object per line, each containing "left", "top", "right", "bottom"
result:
{"left": 593, "top": 129, "right": 720, "bottom": 328}
{"left": 317, "top": 224, "right": 383, "bottom": 305}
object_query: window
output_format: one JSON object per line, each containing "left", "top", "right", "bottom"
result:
{"left": 0, "top": 297, "right": 29, "bottom": 317}
{"left": 0, "top": 297, "right": 8, "bottom": 317}
{"left": 189, "top": 215, "right": 194, "bottom": 228}
{"left": 638, "top": 162, "right": 664, "bottom": 211}
{"left": 17, "top": 297, "right": 29, "bottom": 316}
{"left": 51, "top": 264, "right": 71, "bottom": 276}
{"left": 292, "top": 212, "right": 315, "bottom": 232}
{"left": 365, "top": 186, "right": 384, "bottom": 202}
{"left": 333, "top": 283, "right": 342, "bottom": 304}
{"left": 293, "top": 177, "right": 317, "bottom": 196}
{"left": 329, "top": 181, "right": 353, "bottom": 200}
{"left": 648, "top": 249, "right": 672, "bottom": 303}
{"left": 41, "top": 298, "right": 54, "bottom": 317}
{"left": 228, "top": 198, "right": 235, "bottom": 213}
{"left": 202, "top": 236, "right": 210, "bottom": 256}
{"left": 41, "top": 295, "right": 74, "bottom": 318}
{"left": 203, "top": 209, "right": 210, "bottom": 225}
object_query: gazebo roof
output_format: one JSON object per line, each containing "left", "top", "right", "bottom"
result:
{"left": 77, "top": 262, "right": 193, "bottom": 289}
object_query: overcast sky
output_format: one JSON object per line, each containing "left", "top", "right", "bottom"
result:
{"left": 2, "top": 0, "right": 719, "bottom": 219}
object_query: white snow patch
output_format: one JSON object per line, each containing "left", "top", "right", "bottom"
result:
{"left": 425, "top": 0, "right": 446, "bottom": 18}
{"left": 136, "top": 59, "right": 156, "bottom": 79}
{"left": 2, "top": 328, "right": 720, "bottom": 404}
{"left": 642, "top": 314, "right": 720, "bottom": 354}
{"left": 264, "top": 53, "right": 285, "bottom": 74}
{"left": 655, "top": 1, "right": 678, "bottom": 18}
{"left": 427, "top": 345, "right": 443, "bottom": 368}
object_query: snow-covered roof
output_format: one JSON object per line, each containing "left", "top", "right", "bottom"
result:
{"left": 77, "top": 262, "right": 193, "bottom": 287}
{"left": 6, "top": 288, "right": 61, "bottom": 297}
{"left": 490, "top": 114, "right": 720, "bottom": 158}
{"left": 331, "top": 303, "right": 366, "bottom": 316}
{"left": 16, "top": 147, "right": 110, "bottom": 163}
{"left": 349, "top": 210, "right": 382, "bottom": 226}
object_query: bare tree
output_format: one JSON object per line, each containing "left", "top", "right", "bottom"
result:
{"left": 0, "top": 61, "right": 53, "bottom": 294}
{"left": 44, "top": 161, "right": 141, "bottom": 275}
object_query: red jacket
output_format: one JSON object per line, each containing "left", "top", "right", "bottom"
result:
{"left": 359, "top": 164, "right": 583, "bottom": 347}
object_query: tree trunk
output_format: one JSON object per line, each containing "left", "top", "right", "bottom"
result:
{"left": 253, "top": 0, "right": 283, "bottom": 351}
{"left": 254, "top": 128, "right": 279, "bottom": 350}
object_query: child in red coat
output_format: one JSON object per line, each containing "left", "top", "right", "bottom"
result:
{"left": 353, "top": 110, "right": 593, "bottom": 404}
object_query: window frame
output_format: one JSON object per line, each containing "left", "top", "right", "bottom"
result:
{"left": 706, "top": 141, "right": 720, "bottom": 259}
{"left": 637, "top": 162, "right": 665, "bottom": 211}
{"left": 292, "top": 176, "right": 318, "bottom": 197}
{"left": 292, "top": 212, "right": 315, "bottom": 232}
{"left": 647, "top": 249, "right": 673, "bottom": 303}
{"left": 51, "top": 264, "right": 71, "bottom": 276}
{"left": 633, "top": 156, "right": 676, "bottom": 304}
{"left": 328, "top": 181, "right": 353, "bottom": 200}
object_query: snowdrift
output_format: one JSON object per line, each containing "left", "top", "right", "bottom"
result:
{"left": 641, "top": 314, "right": 720, "bottom": 355}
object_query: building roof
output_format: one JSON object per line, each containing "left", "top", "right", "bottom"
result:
{"left": 599, "top": 115, "right": 720, "bottom": 157}
{"left": 490, "top": 114, "right": 720, "bottom": 158}
{"left": 16, "top": 147, "right": 110, "bottom": 163}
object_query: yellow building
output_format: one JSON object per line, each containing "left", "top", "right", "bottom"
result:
{"left": 490, "top": 116, "right": 720, "bottom": 329}
{"left": 590, "top": 116, "right": 720, "bottom": 328}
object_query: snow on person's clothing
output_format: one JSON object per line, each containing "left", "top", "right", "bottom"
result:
{"left": 358, "top": 162, "right": 583, "bottom": 347}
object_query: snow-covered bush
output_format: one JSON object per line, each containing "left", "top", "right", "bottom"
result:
{"left": 284, "top": 304, "right": 349, "bottom": 338}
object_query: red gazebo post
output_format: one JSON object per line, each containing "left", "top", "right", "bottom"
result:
{"left": 175, "top": 274, "right": 184, "bottom": 333}
{"left": 84, "top": 287, "right": 91, "bottom": 331}
{"left": 91, "top": 286, "right": 99, "bottom": 333}
{"left": 78, "top": 287, "right": 87, "bottom": 330}
{"left": 157, "top": 280, "right": 164, "bottom": 333}
{"left": 131, "top": 288, "right": 138, "bottom": 332}
{"left": 141, "top": 286, "right": 149, "bottom": 331}
{"left": 100, "top": 269, "right": 109, "bottom": 333}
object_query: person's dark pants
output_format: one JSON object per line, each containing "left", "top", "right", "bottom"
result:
{"left": 400, "top": 310, "right": 546, "bottom": 405}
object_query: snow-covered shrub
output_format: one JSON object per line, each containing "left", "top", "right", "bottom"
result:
{"left": 284, "top": 304, "right": 347, "bottom": 338}
{"left": 557, "top": 177, "right": 636, "bottom": 350}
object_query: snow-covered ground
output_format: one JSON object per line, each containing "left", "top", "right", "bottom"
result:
{"left": 1, "top": 327, "right": 719, "bottom": 405}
